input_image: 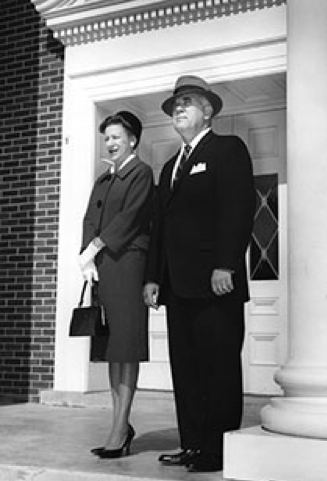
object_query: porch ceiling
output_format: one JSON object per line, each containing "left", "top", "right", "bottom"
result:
{"left": 97, "top": 72, "right": 286, "bottom": 124}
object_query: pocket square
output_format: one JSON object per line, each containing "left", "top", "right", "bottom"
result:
{"left": 190, "top": 163, "right": 206, "bottom": 174}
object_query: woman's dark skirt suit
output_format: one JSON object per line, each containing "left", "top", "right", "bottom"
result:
{"left": 81, "top": 156, "right": 154, "bottom": 362}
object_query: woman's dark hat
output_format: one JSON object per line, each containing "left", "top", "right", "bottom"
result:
{"left": 162, "top": 75, "right": 223, "bottom": 117}
{"left": 99, "top": 111, "right": 142, "bottom": 147}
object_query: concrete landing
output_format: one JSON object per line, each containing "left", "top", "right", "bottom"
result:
{"left": 0, "top": 392, "right": 266, "bottom": 481}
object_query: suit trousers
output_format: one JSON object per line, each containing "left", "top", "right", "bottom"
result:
{"left": 166, "top": 291, "right": 245, "bottom": 456}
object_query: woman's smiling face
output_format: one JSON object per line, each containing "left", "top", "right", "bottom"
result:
{"left": 104, "top": 122, "right": 134, "bottom": 169}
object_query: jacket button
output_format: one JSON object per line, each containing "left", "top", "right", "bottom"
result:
{"left": 97, "top": 200, "right": 102, "bottom": 208}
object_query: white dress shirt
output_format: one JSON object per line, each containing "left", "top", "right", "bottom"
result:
{"left": 171, "top": 128, "right": 211, "bottom": 186}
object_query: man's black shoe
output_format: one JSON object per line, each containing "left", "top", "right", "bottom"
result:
{"left": 187, "top": 453, "right": 223, "bottom": 472}
{"left": 158, "top": 449, "right": 198, "bottom": 466}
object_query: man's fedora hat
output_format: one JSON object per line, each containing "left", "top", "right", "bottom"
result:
{"left": 162, "top": 75, "right": 223, "bottom": 117}
{"left": 99, "top": 110, "right": 142, "bottom": 148}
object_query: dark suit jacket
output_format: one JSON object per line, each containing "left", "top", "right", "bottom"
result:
{"left": 81, "top": 156, "right": 154, "bottom": 257}
{"left": 146, "top": 130, "right": 255, "bottom": 304}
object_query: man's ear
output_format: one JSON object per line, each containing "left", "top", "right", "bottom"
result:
{"left": 204, "top": 103, "right": 213, "bottom": 120}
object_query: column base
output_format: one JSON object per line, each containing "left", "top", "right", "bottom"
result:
{"left": 224, "top": 425, "right": 327, "bottom": 481}
{"left": 262, "top": 396, "right": 327, "bottom": 438}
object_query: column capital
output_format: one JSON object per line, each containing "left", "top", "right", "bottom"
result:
{"left": 30, "top": 0, "right": 286, "bottom": 46}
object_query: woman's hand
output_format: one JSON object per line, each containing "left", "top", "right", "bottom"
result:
{"left": 143, "top": 282, "right": 160, "bottom": 309}
{"left": 79, "top": 238, "right": 104, "bottom": 270}
{"left": 81, "top": 260, "right": 99, "bottom": 284}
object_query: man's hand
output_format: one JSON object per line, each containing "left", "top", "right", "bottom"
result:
{"left": 143, "top": 282, "right": 160, "bottom": 309}
{"left": 211, "top": 269, "right": 234, "bottom": 296}
{"left": 81, "top": 260, "right": 99, "bottom": 284}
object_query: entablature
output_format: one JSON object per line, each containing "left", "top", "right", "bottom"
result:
{"left": 30, "top": 0, "right": 286, "bottom": 46}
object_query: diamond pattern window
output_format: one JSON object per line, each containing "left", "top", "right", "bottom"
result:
{"left": 250, "top": 174, "right": 278, "bottom": 280}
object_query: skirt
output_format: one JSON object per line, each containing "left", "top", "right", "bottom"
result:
{"left": 90, "top": 248, "right": 149, "bottom": 362}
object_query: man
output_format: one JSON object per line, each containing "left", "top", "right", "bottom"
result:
{"left": 143, "top": 75, "right": 255, "bottom": 473}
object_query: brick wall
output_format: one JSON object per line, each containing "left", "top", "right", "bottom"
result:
{"left": 0, "top": 0, "right": 64, "bottom": 402}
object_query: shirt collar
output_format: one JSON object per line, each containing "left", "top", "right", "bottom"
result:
{"left": 118, "top": 153, "right": 136, "bottom": 172}
{"left": 183, "top": 127, "right": 211, "bottom": 152}
{"left": 100, "top": 153, "right": 136, "bottom": 175}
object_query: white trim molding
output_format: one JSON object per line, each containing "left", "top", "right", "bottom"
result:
{"left": 30, "top": 0, "right": 286, "bottom": 46}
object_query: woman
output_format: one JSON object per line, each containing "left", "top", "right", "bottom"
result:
{"left": 79, "top": 111, "right": 154, "bottom": 458}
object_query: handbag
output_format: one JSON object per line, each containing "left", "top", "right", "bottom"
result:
{"left": 69, "top": 281, "right": 109, "bottom": 337}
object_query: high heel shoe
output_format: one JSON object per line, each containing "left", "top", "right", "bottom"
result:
{"left": 98, "top": 425, "right": 135, "bottom": 459}
{"left": 91, "top": 424, "right": 135, "bottom": 458}
{"left": 91, "top": 446, "right": 105, "bottom": 456}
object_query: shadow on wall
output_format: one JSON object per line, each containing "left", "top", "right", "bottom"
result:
{"left": 0, "top": 0, "right": 65, "bottom": 403}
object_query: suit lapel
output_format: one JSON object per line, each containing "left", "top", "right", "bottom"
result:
{"left": 168, "top": 130, "right": 213, "bottom": 198}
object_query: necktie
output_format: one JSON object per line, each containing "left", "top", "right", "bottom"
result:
{"left": 173, "top": 144, "right": 191, "bottom": 187}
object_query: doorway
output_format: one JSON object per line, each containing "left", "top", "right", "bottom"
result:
{"left": 93, "top": 73, "right": 287, "bottom": 395}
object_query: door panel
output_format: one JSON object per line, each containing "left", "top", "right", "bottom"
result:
{"left": 232, "top": 110, "right": 287, "bottom": 395}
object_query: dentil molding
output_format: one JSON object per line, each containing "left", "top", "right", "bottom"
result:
{"left": 30, "top": 0, "right": 286, "bottom": 46}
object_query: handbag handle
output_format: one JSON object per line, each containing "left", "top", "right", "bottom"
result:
{"left": 78, "top": 281, "right": 101, "bottom": 307}
{"left": 92, "top": 282, "right": 101, "bottom": 307}
{"left": 78, "top": 282, "right": 87, "bottom": 307}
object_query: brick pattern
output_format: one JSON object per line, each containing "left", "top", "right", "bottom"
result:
{"left": 0, "top": 0, "right": 64, "bottom": 402}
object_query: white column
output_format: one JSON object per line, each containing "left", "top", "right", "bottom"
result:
{"left": 261, "top": 0, "right": 327, "bottom": 438}
{"left": 224, "top": 3, "right": 327, "bottom": 479}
